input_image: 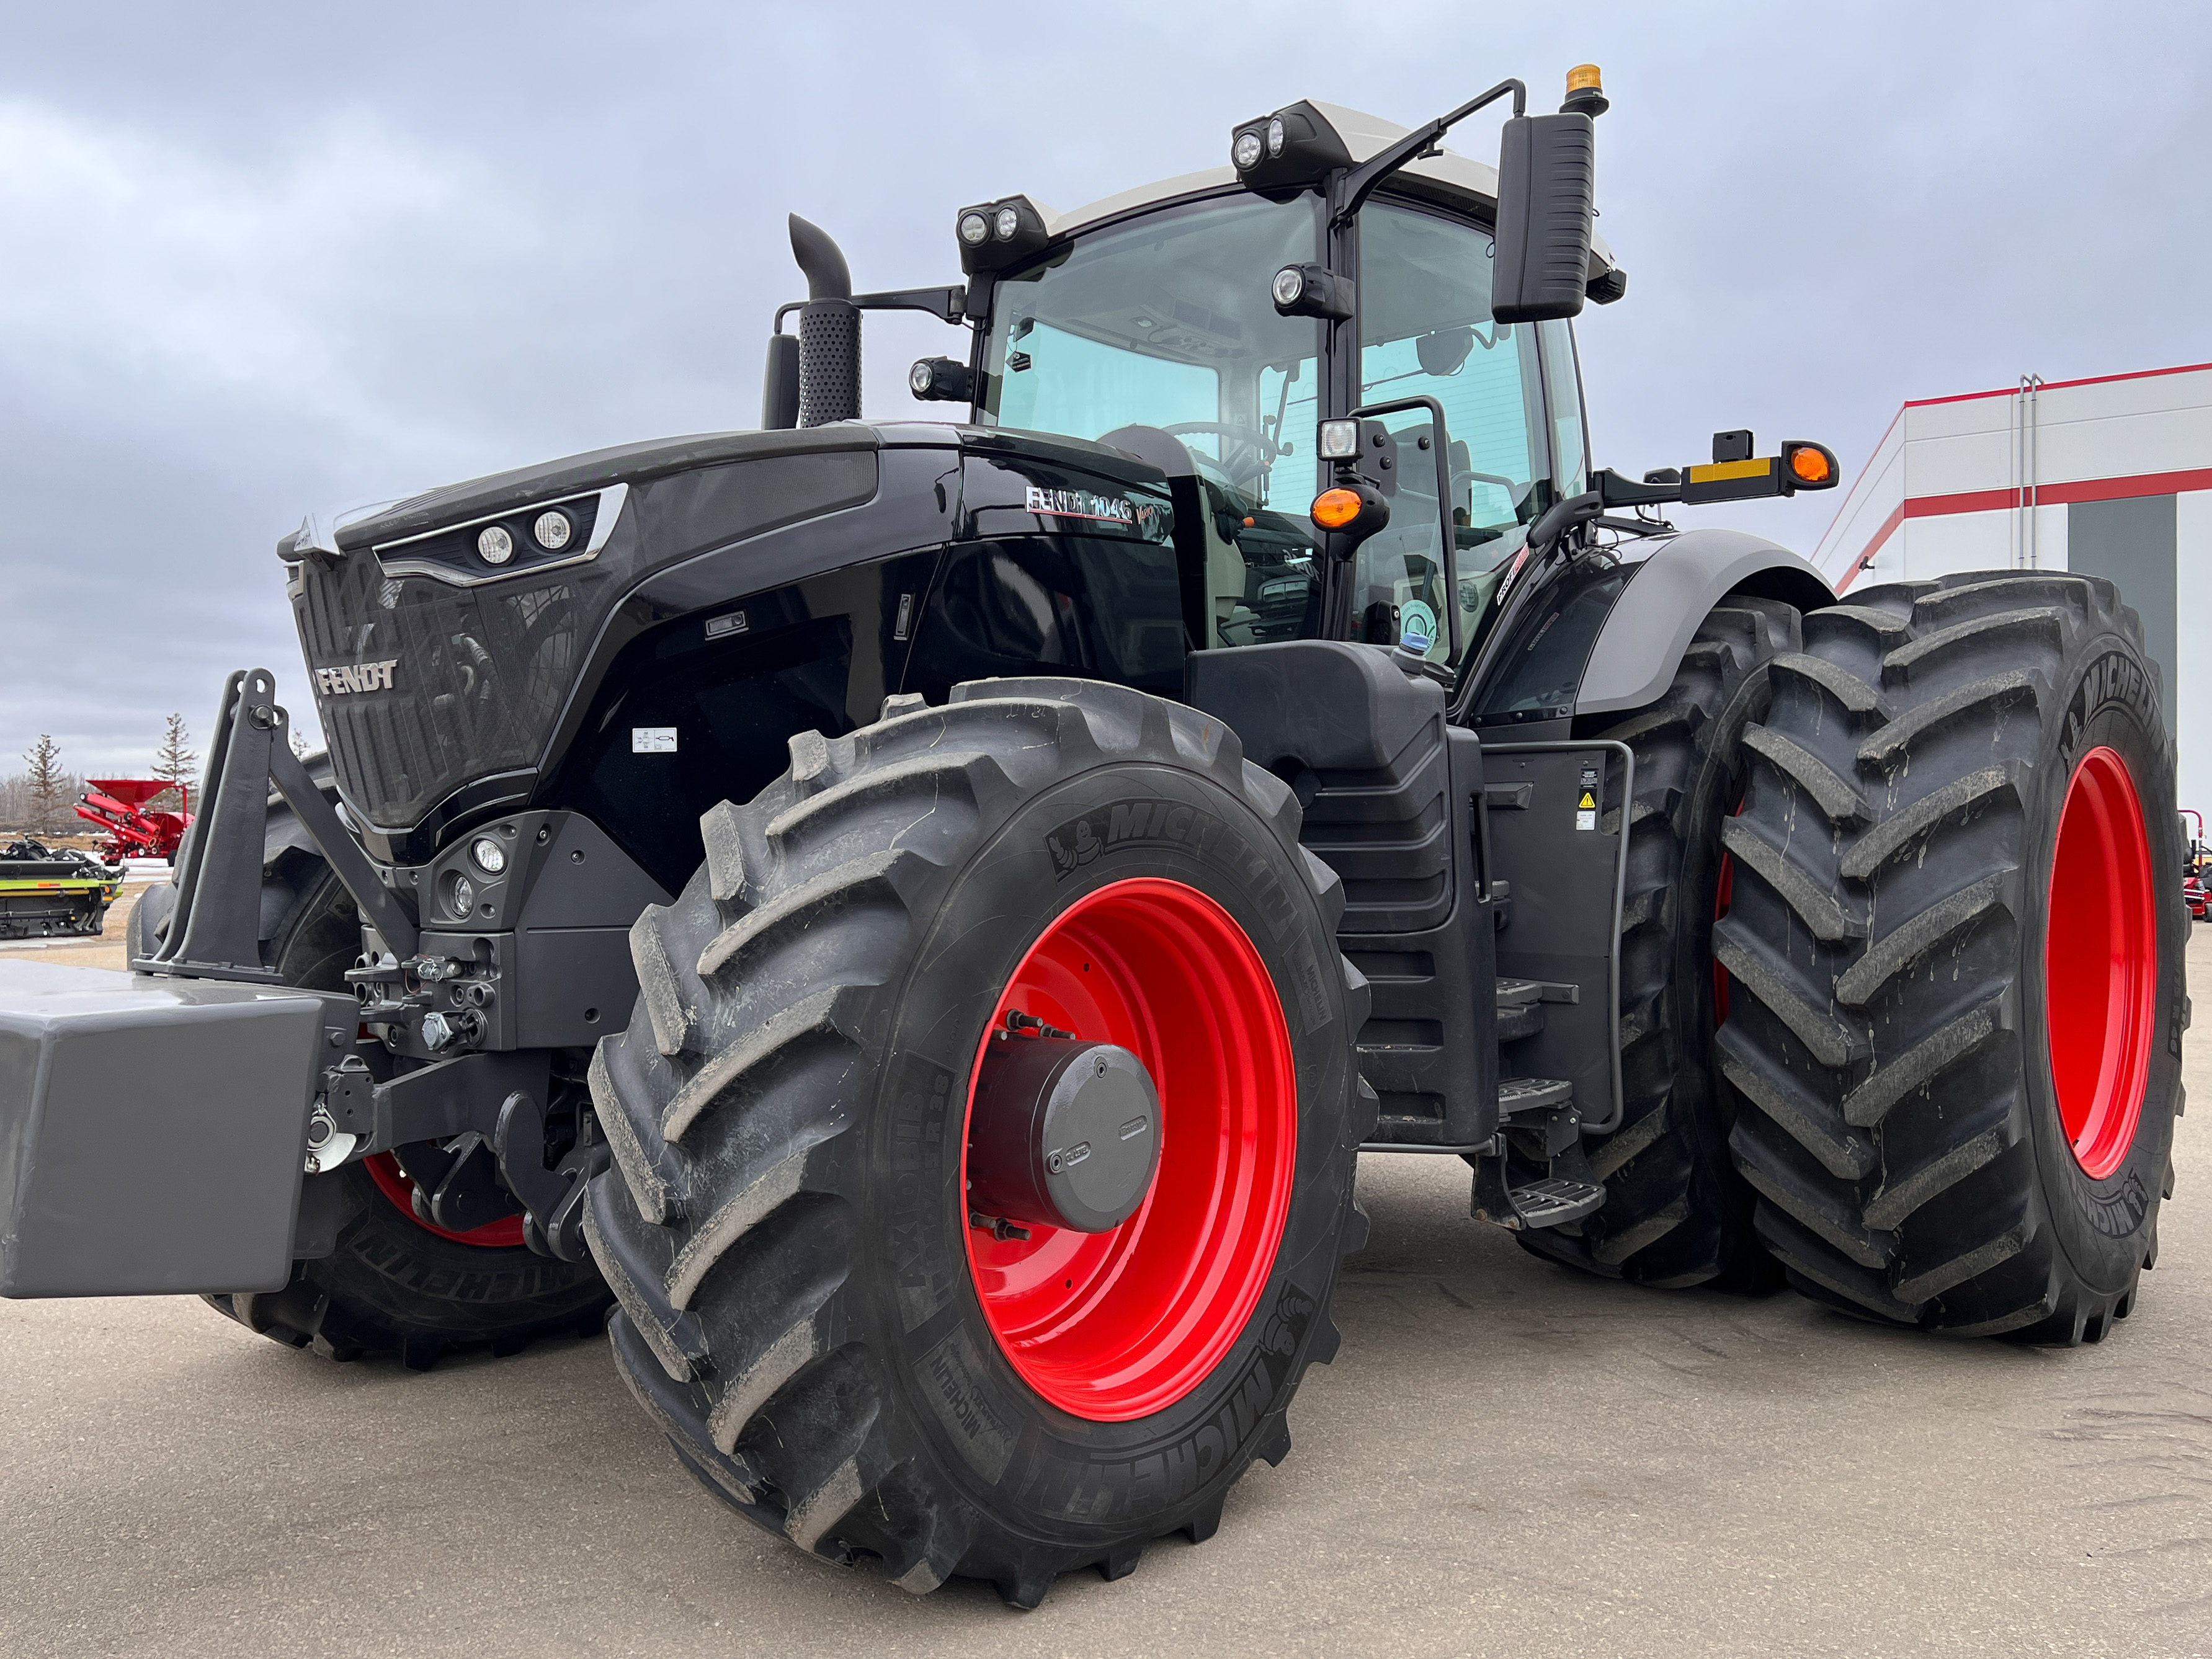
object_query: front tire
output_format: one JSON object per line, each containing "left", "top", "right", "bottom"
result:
{"left": 1718, "top": 572, "right": 2184, "bottom": 1340}
{"left": 586, "top": 680, "right": 1369, "bottom": 1604}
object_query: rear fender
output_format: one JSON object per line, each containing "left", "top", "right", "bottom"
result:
{"left": 1574, "top": 528, "right": 1832, "bottom": 718}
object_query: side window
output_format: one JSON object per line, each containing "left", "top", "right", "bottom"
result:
{"left": 1538, "top": 319, "right": 1589, "bottom": 499}
{"left": 905, "top": 536, "right": 1185, "bottom": 703}
{"left": 1357, "top": 201, "right": 1551, "bottom": 661}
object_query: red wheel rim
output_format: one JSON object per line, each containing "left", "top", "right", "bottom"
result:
{"left": 2045, "top": 745, "right": 2158, "bottom": 1179}
{"left": 363, "top": 1151, "right": 528, "bottom": 1248}
{"left": 961, "top": 877, "right": 1297, "bottom": 1422}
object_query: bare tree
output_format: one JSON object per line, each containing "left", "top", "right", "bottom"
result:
{"left": 22, "top": 735, "right": 68, "bottom": 834}
{"left": 151, "top": 713, "right": 197, "bottom": 811}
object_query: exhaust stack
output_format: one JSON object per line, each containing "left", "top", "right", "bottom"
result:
{"left": 788, "top": 215, "right": 860, "bottom": 427}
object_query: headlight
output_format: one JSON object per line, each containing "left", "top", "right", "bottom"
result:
{"left": 958, "top": 211, "right": 989, "bottom": 246}
{"left": 476, "top": 525, "right": 514, "bottom": 565}
{"left": 532, "top": 510, "right": 573, "bottom": 550}
{"left": 448, "top": 874, "right": 474, "bottom": 918}
{"left": 1231, "top": 129, "right": 1264, "bottom": 171}
{"left": 471, "top": 835, "right": 507, "bottom": 876}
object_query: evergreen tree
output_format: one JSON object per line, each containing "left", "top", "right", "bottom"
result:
{"left": 151, "top": 713, "right": 196, "bottom": 811}
{"left": 23, "top": 734, "right": 66, "bottom": 833}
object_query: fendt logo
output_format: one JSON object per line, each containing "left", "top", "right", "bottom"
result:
{"left": 315, "top": 659, "right": 398, "bottom": 695}
{"left": 1025, "top": 484, "right": 1136, "bottom": 526}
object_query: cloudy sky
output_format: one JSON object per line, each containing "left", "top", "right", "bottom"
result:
{"left": 3, "top": 0, "right": 2207, "bottom": 775}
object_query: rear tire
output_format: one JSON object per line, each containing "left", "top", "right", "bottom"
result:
{"left": 1719, "top": 572, "right": 2183, "bottom": 1340}
{"left": 202, "top": 860, "right": 612, "bottom": 1366}
{"left": 1518, "top": 594, "right": 1798, "bottom": 1289}
{"left": 586, "top": 680, "right": 1368, "bottom": 1604}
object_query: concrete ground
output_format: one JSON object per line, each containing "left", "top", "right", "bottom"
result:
{"left": 2, "top": 940, "right": 2208, "bottom": 1657}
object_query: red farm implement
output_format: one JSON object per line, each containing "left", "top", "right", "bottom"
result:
{"left": 76, "top": 779, "right": 192, "bottom": 864}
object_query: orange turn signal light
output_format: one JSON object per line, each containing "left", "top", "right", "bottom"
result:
{"left": 1311, "top": 487, "right": 1364, "bottom": 530}
{"left": 1783, "top": 442, "right": 1839, "bottom": 487}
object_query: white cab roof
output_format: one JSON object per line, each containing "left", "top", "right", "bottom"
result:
{"left": 1037, "top": 100, "right": 1618, "bottom": 272}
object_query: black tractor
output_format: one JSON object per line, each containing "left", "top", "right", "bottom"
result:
{"left": 0, "top": 68, "right": 2184, "bottom": 1608}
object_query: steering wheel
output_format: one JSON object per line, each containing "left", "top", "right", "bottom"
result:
{"left": 1159, "top": 422, "right": 1278, "bottom": 487}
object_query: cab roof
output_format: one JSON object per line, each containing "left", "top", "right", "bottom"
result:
{"left": 1031, "top": 101, "right": 1620, "bottom": 276}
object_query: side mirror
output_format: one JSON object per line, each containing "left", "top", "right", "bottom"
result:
{"left": 1491, "top": 112, "right": 1595, "bottom": 324}
{"left": 762, "top": 332, "right": 800, "bottom": 430}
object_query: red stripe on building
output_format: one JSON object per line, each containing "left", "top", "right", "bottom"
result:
{"left": 1903, "top": 360, "right": 2212, "bottom": 410}
{"left": 1833, "top": 463, "right": 2212, "bottom": 592}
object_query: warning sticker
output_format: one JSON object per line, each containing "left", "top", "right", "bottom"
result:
{"left": 1577, "top": 760, "right": 1601, "bottom": 830}
{"left": 631, "top": 727, "right": 679, "bottom": 754}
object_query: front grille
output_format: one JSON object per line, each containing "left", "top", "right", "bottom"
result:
{"left": 294, "top": 556, "right": 590, "bottom": 829}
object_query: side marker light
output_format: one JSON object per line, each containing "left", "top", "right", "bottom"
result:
{"left": 1311, "top": 488, "right": 1364, "bottom": 530}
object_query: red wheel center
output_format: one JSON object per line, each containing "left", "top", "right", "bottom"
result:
{"left": 961, "top": 877, "right": 1297, "bottom": 1423}
{"left": 2045, "top": 745, "right": 2157, "bottom": 1179}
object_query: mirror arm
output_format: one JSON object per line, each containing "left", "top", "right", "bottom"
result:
{"left": 851, "top": 285, "right": 968, "bottom": 324}
{"left": 772, "top": 287, "right": 968, "bottom": 337}
{"left": 1332, "top": 78, "right": 1527, "bottom": 228}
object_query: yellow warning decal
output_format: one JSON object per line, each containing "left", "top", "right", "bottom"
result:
{"left": 1687, "top": 458, "right": 1773, "bottom": 484}
{"left": 1577, "top": 791, "right": 1597, "bottom": 810}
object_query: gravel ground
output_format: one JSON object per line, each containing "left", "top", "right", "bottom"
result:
{"left": 1, "top": 935, "right": 2206, "bottom": 1657}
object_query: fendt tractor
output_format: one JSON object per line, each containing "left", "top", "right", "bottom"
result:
{"left": 0, "top": 69, "right": 2186, "bottom": 1606}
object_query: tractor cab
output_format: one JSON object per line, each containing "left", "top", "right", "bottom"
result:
{"left": 796, "top": 86, "right": 1622, "bottom": 682}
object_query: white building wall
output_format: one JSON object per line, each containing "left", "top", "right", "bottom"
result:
{"left": 2178, "top": 489, "right": 2212, "bottom": 817}
{"left": 1813, "top": 360, "right": 2212, "bottom": 815}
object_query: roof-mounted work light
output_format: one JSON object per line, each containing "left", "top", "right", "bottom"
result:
{"left": 953, "top": 195, "right": 1053, "bottom": 275}
{"left": 1229, "top": 100, "right": 1354, "bottom": 199}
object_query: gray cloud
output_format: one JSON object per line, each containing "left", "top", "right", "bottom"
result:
{"left": 3, "top": 0, "right": 2206, "bottom": 773}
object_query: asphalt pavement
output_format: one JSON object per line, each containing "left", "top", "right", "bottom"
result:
{"left": 4, "top": 940, "right": 2209, "bottom": 1658}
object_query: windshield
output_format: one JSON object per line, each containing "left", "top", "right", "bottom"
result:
{"left": 981, "top": 193, "right": 1327, "bottom": 650}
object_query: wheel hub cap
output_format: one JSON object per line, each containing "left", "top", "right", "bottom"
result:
{"left": 968, "top": 1033, "right": 1161, "bottom": 1235}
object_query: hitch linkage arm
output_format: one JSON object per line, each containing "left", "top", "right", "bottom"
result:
{"left": 135, "top": 668, "right": 417, "bottom": 981}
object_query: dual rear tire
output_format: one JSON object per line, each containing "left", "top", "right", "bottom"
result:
{"left": 1718, "top": 572, "right": 2182, "bottom": 1339}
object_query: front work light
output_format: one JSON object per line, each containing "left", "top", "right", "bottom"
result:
{"left": 1232, "top": 130, "right": 1265, "bottom": 171}
{"left": 958, "top": 211, "right": 991, "bottom": 246}
{"left": 1318, "top": 419, "right": 1360, "bottom": 460}
{"left": 471, "top": 835, "right": 507, "bottom": 876}
{"left": 1270, "top": 262, "right": 1352, "bottom": 320}
{"left": 909, "top": 355, "right": 973, "bottom": 402}
{"left": 994, "top": 207, "right": 1020, "bottom": 241}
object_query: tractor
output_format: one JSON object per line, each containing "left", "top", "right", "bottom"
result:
{"left": 0, "top": 68, "right": 2183, "bottom": 1608}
